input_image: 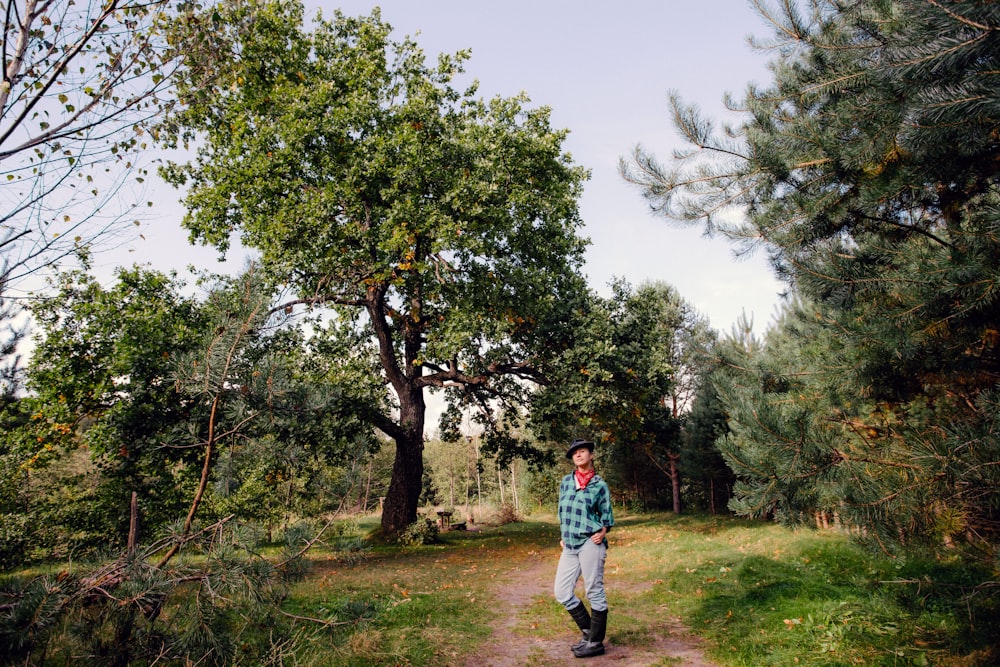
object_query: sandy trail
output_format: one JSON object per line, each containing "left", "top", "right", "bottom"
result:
{"left": 461, "top": 551, "right": 720, "bottom": 667}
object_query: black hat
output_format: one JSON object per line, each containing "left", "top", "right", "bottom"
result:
{"left": 565, "top": 439, "right": 594, "bottom": 459}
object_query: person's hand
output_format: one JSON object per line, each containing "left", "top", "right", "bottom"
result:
{"left": 559, "top": 539, "right": 565, "bottom": 549}
{"left": 590, "top": 528, "right": 607, "bottom": 544}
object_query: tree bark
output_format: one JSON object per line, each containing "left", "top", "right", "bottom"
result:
{"left": 510, "top": 462, "right": 519, "bottom": 512}
{"left": 475, "top": 438, "right": 483, "bottom": 521}
{"left": 127, "top": 491, "right": 139, "bottom": 553}
{"left": 379, "top": 385, "right": 426, "bottom": 536}
{"left": 156, "top": 394, "right": 219, "bottom": 569}
{"left": 669, "top": 452, "right": 682, "bottom": 514}
{"left": 381, "top": 436, "right": 423, "bottom": 535}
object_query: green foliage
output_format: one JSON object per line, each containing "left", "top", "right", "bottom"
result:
{"left": 420, "top": 435, "right": 551, "bottom": 522}
{"left": 9, "top": 263, "right": 373, "bottom": 566}
{"left": 680, "top": 374, "right": 736, "bottom": 513}
{"left": 14, "top": 267, "right": 209, "bottom": 561}
{"left": 625, "top": 0, "right": 1000, "bottom": 560}
{"left": 421, "top": 437, "right": 476, "bottom": 510}
{"left": 1, "top": 265, "right": 378, "bottom": 664}
{"left": 709, "top": 303, "right": 856, "bottom": 524}
{"left": 531, "top": 280, "right": 716, "bottom": 510}
{"left": 418, "top": 461, "right": 441, "bottom": 507}
{"left": 0, "top": 279, "right": 24, "bottom": 408}
{"left": 397, "top": 518, "right": 439, "bottom": 547}
{"left": 157, "top": 263, "right": 378, "bottom": 568}
{"left": 159, "top": 2, "right": 592, "bottom": 534}
{"left": 0, "top": 397, "right": 36, "bottom": 567}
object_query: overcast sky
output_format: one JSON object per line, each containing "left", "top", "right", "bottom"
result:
{"left": 113, "top": 0, "right": 786, "bottom": 336}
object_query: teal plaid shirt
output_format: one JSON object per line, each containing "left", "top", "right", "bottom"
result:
{"left": 558, "top": 472, "right": 614, "bottom": 549}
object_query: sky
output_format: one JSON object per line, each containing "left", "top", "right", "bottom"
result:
{"left": 109, "top": 0, "right": 786, "bottom": 337}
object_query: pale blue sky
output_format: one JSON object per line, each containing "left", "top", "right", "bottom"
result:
{"left": 121, "top": 1, "right": 785, "bottom": 335}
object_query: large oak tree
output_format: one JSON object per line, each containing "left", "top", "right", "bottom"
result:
{"left": 160, "top": 3, "right": 590, "bottom": 535}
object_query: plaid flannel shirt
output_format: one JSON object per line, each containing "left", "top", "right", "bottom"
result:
{"left": 558, "top": 472, "right": 614, "bottom": 549}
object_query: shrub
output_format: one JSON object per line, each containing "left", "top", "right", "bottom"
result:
{"left": 493, "top": 503, "right": 521, "bottom": 526}
{"left": 398, "top": 518, "right": 438, "bottom": 547}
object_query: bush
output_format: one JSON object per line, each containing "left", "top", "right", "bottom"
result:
{"left": 398, "top": 518, "right": 438, "bottom": 547}
{"left": 493, "top": 503, "right": 521, "bottom": 526}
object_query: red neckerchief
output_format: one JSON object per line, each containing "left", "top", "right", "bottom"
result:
{"left": 575, "top": 468, "right": 596, "bottom": 490}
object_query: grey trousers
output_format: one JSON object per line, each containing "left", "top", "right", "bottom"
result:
{"left": 554, "top": 538, "right": 608, "bottom": 612}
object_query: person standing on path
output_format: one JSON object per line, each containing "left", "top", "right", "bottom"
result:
{"left": 554, "top": 438, "right": 615, "bottom": 659}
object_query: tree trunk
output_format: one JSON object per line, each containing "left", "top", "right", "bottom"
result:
{"left": 474, "top": 437, "right": 483, "bottom": 520}
{"left": 380, "top": 432, "right": 424, "bottom": 535}
{"left": 361, "top": 458, "right": 373, "bottom": 512}
{"left": 510, "top": 462, "right": 519, "bottom": 512}
{"left": 128, "top": 491, "right": 139, "bottom": 553}
{"left": 465, "top": 439, "right": 471, "bottom": 520}
{"left": 380, "top": 387, "right": 426, "bottom": 536}
{"left": 157, "top": 394, "right": 219, "bottom": 569}
{"left": 669, "top": 452, "right": 682, "bottom": 514}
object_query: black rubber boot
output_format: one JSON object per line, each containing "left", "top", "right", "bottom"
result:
{"left": 567, "top": 603, "right": 590, "bottom": 649}
{"left": 572, "top": 607, "right": 607, "bottom": 658}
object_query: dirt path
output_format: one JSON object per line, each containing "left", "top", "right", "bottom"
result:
{"left": 462, "top": 551, "right": 720, "bottom": 667}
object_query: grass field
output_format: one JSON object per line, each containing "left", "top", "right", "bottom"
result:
{"left": 3, "top": 512, "right": 996, "bottom": 666}
{"left": 283, "top": 512, "right": 999, "bottom": 666}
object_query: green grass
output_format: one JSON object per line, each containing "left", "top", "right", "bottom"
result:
{"left": 285, "top": 517, "right": 557, "bottom": 666}
{"left": 283, "top": 513, "right": 997, "bottom": 666}
{"left": 598, "top": 515, "right": 998, "bottom": 666}
{"left": 4, "top": 513, "right": 996, "bottom": 666}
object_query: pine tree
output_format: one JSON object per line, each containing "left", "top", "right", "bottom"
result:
{"left": 624, "top": 0, "right": 1000, "bottom": 556}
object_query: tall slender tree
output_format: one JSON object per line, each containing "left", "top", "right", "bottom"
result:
{"left": 1, "top": 0, "right": 178, "bottom": 286}
{"left": 606, "top": 281, "right": 715, "bottom": 512}
{"left": 679, "top": 370, "right": 734, "bottom": 514}
{"left": 160, "top": 3, "right": 590, "bottom": 535}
